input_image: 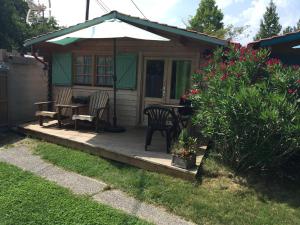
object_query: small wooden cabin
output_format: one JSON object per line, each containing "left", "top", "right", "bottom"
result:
{"left": 25, "top": 11, "right": 227, "bottom": 127}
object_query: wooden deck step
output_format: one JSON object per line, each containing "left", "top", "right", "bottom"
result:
{"left": 18, "top": 121, "right": 205, "bottom": 181}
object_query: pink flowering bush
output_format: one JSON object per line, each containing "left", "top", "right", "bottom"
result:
{"left": 190, "top": 45, "right": 300, "bottom": 175}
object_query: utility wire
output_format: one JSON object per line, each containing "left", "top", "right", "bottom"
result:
{"left": 129, "top": 0, "right": 147, "bottom": 19}
{"left": 99, "top": 0, "right": 111, "bottom": 12}
{"left": 95, "top": 0, "right": 108, "bottom": 13}
{"left": 96, "top": 0, "right": 108, "bottom": 12}
{"left": 97, "top": 0, "right": 110, "bottom": 12}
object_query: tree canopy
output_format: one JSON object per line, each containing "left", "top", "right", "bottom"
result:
{"left": 254, "top": 0, "right": 282, "bottom": 40}
{"left": 187, "top": 0, "right": 247, "bottom": 40}
{"left": 283, "top": 19, "right": 300, "bottom": 34}
{"left": 0, "top": 0, "right": 60, "bottom": 51}
{"left": 188, "top": 0, "right": 225, "bottom": 37}
{"left": 0, "top": 0, "right": 28, "bottom": 50}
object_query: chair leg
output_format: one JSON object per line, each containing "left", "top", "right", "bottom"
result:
{"left": 58, "top": 119, "right": 62, "bottom": 128}
{"left": 107, "top": 105, "right": 110, "bottom": 125}
{"left": 74, "top": 119, "right": 78, "bottom": 130}
{"left": 58, "top": 108, "right": 62, "bottom": 128}
{"left": 145, "top": 128, "right": 154, "bottom": 151}
{"left": 166, "top": 130, "right": 171, "bottom": 153}
{"left": 95, "top": 118, "right": 99, "bottom": 133}
{"left": 39, "top": 116, "right": 43, "bottom": 126}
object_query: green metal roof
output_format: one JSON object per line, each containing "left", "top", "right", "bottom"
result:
{"left": 24, "top": 11, "right": 228, "bottom": 47}
{"left": 249, "top": 30, "right": 300, "bottom": 48}
{"left": 51, "top": 37, "right": 81, "bottom": 45}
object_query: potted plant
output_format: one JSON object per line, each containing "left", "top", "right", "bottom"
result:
{"left": 171, "top": 129, "right": 197, "bottom": 169}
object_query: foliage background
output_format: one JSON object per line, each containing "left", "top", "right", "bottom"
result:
{"left": 190, "top": 45, "right": 300, "bottom": 177}
{"left": 187, "top": 0, "right": 246, "bottom": 40}
{"left": 255, "top": 0, "right": 282, "bottom": 40}
{"left": 0, "top": 0, "right": 59, "bottom": 51}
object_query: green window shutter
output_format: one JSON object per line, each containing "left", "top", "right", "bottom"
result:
{"left": 116, "top": 53, "right": 137, "bottom": 90}
{"left": 52, "top": 53, "right": 72, "bottom": 86}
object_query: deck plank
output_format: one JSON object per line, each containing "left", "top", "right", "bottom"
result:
{"left": 19, "top": 121, "right": 205, "bottom": 180}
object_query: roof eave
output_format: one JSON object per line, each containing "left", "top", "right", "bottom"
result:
{"left": 249, "top": 32, "right": 300, "bottom": 48}
{"left": 115, "top": 12, "right": 227, "bottom": 46}
{"left": 24, "top": 10, "right": 228, "bottom": 47}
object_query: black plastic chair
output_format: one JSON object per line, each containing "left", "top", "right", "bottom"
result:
{"left": 144, "top": 105, "right": 180, "bottom": 153}
{"left": 178, "top": 97, "right": 194, "bottom": 128}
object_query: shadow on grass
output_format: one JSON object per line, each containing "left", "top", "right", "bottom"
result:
{"left": 105, "top": 159, "right": 148, "bottom": 200}
{"left": 200, "top": 150, "right": 300, "bottom": 209}
{"left": 0, "top": 130, "right": 25, "bottom": 148}
{"left": 243, "top": 170, "right": 300, "bottom": 209}
{"left": 131, "top": 170, "right": 147, "bottom": 212}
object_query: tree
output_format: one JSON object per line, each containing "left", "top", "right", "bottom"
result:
{"left": 0, "top": 0, "right": 60, "bottom": 51}
{"left": 187, "top": 0, "right": 248, "bottom": 40}
{"left": 27, "top": 16, "right": 60, "bottom": 39}
{"left": 296, "top": 19, "right": 300, "bottom": 30}
{"left": 283, "top": 19, "right": 300, "bottom": 34}
{"left": 283, "top": 26, "right": 294, "bottom": 34}
{"left": 188, "top": 0, "right": 224, "bottom": 37}
{"left": 225, "top": 24, "right": 249, "bottom": 41}
{"left": 254, "top": 0, "right": 282, "bottom": 40}
{"left": 0, "top": 0, "right": 29, "bottom": 50}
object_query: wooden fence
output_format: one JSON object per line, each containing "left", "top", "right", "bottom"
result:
{"left": 0, "top": 49, "right": 47, "bottom": 127}
{"left": 0, "top": 72, "right": 8, "bottom": 127}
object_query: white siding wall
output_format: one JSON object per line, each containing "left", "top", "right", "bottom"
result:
{"left": 50, "top": 38, "right": 213, "bottom": 127}
{"left": 53, "top": 86, "right": 138, "bottom": 127}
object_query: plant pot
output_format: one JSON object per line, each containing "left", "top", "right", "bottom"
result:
{"left": 171, "top": 154, "right": 196, "bottom": 169}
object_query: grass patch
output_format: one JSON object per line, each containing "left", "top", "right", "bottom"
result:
{"left": 0, "top": 162, "right": 150, "bottom": 225}
{"left": 31, "top": 140, "right": 300, "bottom": 225}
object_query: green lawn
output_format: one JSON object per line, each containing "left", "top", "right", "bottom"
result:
{"left": 31, "top": 140, "right": 300, "bottom": 225}
{"left": 0, "top": 162, "right": 150, "bottom": 225}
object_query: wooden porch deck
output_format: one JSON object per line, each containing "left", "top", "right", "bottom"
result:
{"left": 19, "top": 121, "right": 205, "bottom": 180}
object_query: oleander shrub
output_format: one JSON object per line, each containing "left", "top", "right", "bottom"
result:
{"left": 190, "top": 44, "right": 300, "bottom": 175}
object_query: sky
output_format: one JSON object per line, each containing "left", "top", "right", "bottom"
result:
{"left": 37, "top": 0, "right": 300, "bottom": 45}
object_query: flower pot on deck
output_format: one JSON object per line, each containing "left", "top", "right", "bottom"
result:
{"left": 171, "top": 154, "right": 196, "bottom": 170}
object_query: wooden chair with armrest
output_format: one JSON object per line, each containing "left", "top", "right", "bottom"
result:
{"left": 72, "top": 91, "right": 110, "bottom": 132}
{"left": 35, "top": 88, "right": 72, "bottom": 126}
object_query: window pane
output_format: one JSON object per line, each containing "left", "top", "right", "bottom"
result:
{"left": 76, "top": 56, "right": 83, "bottom": 64}
{"left": 96, "top": 56, "right": 113, "bottom": 87}
{"left": 145, "top": 60, "right": 164, "bottom": 98}
{"left": 97, "top": 57, "right": 105, "bottom": 65}
{"left": 170, "top": 60, "right": 191, "bottom": 99}
{"left": 84, "top": 56, "right": 92, "bottom": 65}
{"left": 74, "top": 56, "right": 92, "bottom": 85}
{"left": 76, "top": 66, "right": 83, "bottom": 74}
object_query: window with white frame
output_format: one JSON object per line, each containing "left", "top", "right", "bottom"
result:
{"left": 96, "top": 56, "right": 113, "bottom": 87}
{"left": 73, "top": 55, "right": 93, "bottom": 85}
{"left": 73, "top": 55, "right": 113, "bottom": 87}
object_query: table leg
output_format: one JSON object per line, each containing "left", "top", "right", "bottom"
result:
{"left": 58, "top": 106, "right": 62, "bottom": 128}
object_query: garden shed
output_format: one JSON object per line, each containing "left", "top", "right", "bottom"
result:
{"left": 24, "top": 10, "right": 228, "bottom": 127}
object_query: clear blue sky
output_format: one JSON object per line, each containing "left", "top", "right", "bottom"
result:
{"left": 46, "top": 0, "right": 300, "bottom": 44}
